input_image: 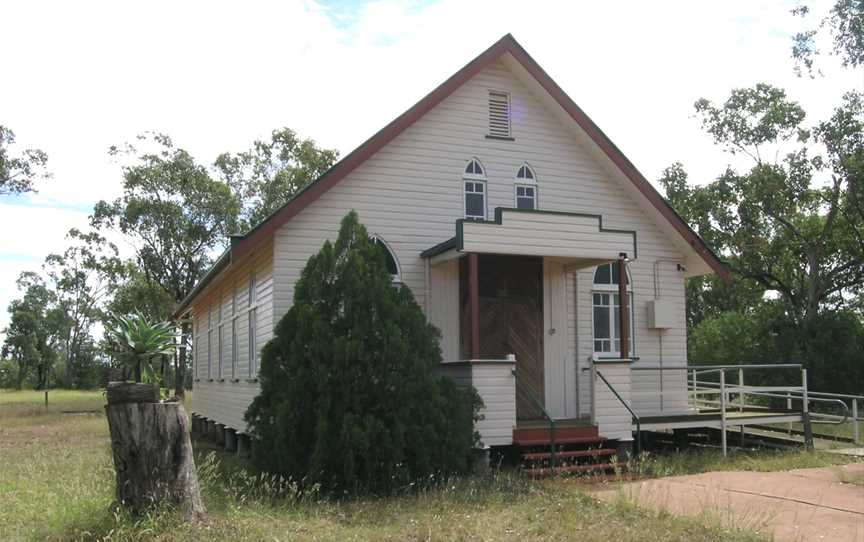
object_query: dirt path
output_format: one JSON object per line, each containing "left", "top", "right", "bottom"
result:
{"left": 591, "top": 464, "right": 864, "bottom": 542}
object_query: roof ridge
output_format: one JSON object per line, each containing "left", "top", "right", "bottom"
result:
{"left": 175, "top": 33, "right": 726, "bottom": 317}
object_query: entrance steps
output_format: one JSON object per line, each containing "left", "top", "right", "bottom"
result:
{"left": 513, "top": 424, "right": 625, "bottom": 478}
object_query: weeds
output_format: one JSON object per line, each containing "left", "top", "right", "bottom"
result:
{"left": 629, "top": 447, "right": 859, "bottom": 478}
{"left": 4, "top": 390, "right": 837, "bottom": 541}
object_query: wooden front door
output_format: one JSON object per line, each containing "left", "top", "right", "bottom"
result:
{"left": 460, "top": 255, "right": 544, "bottom": 420}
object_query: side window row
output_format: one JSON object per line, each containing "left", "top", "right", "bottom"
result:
{"left": 462, "top": 158, "right": 537, "bottom": 219}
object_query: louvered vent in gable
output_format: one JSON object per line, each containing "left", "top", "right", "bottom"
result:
{"left": 488, "top": 90, "right": 511, "bottom": 138}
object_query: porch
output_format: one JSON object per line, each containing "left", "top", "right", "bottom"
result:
{"left": 424, "top": 208, "right": 639, "bottom": 450}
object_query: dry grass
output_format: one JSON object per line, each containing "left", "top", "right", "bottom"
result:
{"left": 0, "top": 390, "right": 771, "bottom": 542}
{"left": 630, "top": 446, "right": 859, "bottom": 479}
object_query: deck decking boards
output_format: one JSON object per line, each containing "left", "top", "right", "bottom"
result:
{"left": 639, "top": 410, "right": 804, "bottom": 432}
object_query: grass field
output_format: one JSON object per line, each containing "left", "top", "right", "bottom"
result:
{"left": 1, "top": 389, "right": 857, "bottom": 542}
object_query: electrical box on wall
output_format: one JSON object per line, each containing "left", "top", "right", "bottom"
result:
{"left": 647, "top": 299, "right": 675, "bottom": 329}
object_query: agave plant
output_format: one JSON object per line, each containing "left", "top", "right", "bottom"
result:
{"left": 105, "top": 311, "right": 177, "bottom": 384}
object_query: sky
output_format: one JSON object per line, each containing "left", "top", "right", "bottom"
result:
{"left": 0, "top": 0, "right": 860, "bottom": 335}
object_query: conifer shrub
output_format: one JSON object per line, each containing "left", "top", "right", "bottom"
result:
{"left": 245, "top": 211, "right": 481, "bottom": 494}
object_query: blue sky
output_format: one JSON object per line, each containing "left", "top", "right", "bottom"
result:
{"left": 0, "top": 0, "right": 859, "bottom": 335}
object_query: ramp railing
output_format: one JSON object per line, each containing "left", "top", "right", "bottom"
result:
{"left": 686, "top": 364, "right": 861, "bottom": 446}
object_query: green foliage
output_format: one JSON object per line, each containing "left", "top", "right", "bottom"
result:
{"left": 1, "top": 391, "right": 767, "bottom": 542}
{"left": 793, "top": 1, "right": 864, "bottom": 75}
{"left": 664, "top": 81, "right": 864, "bottom": 396}
{"left": 45, "top": 229, "right": 122, "bottom": 388}
{"left": 245, "top": 211, "right": 480, "bottom": 495}
{"left": 1, "top": 273, "right": 66, "bottom": 389}
{"left": 689, "top": 303, "right": 864, "bottom": 395}
{"left": 693, "top": 84, "right": 806, "bottom": 157}
{"left": 92, "top": 132, "right": 241, "bottom": 394}
{"left": 0, "top": 125, "right": 49, "bottom": 196}
{"left": 104, "top": 312, "right": 176, "bottom": 384}
{"left": 106, "top": 265, "right": 175, "bottom": 324}
{"left": 214, "top": 127, "right": 339, "bottom": 232}
{"left": 93, "top": 133, "right": 240, "bottom": 304}
{"left": 662, "top": 85, "right": 864, "bottom": 325}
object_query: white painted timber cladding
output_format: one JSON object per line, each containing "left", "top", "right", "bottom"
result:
{"left": 190, "top": 241, "right": 274, "bottom": 433}
{"left": 592, "top": 363, "right": 633, "bottom": 441}
{"left": 187, "top": 59, "right": 693, "bottom": 435}
{"left": 461, "top": 211, "right": 635, "bottom": 260}
{"left": 429, "top": 259, "right": 460, "bottom": 362}
{"left": 436, "top": 362, "right": 516, "bottom": 448}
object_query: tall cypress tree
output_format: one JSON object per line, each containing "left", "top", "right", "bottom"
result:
{"left": 245, "top": 211, "right": 479, "bottom": 494}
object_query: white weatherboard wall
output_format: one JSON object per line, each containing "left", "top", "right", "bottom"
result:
{"left": 461, "top": 210, "right": 634, "bottom": 261}
{"left": 190, "top": 241, "right": 274, "bottom": 433}
{"left": 429, "top": 259, "right": 460, "bottom": 363}
{"left": 195, "top": 58, "right": 693, "bottom": 434}
{"left": 592, "top": 363, "right": 633, "bottom": 441}
{"left": 436, "top": 361, "right": 516, "bottom": 447}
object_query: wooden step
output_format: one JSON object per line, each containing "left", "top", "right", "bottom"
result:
{"left": 524, "top": 461, "right": 627, "bottom": 478}
{"left": 513, "top": 425, "right": 598, "bottom": 444}
{"left": 514, "top": 435, "right": 607, "bottom": 447}
{"left": 521, "top": 448, "right": 617, "bottom": 461}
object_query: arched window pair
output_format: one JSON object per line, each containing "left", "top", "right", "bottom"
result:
{"left": 592, "top": 262, "right": 635, "bottom": 357}
{"left": 462, "top": 159, "right": 538, "bottom": 219}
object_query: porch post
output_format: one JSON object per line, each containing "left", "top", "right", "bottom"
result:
{"left": 468, "top": 252, "right": 480, "bottom": 360}
{"left": 618, "top": 255, "right": 630, "bottom": 358}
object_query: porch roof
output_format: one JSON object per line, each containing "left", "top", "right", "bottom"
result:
{"left": 421, "top": 208, "right": 637, "bottom": 266}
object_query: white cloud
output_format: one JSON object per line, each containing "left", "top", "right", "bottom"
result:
{"left": 0, "top": 0, "right": 859, "bottom": 333}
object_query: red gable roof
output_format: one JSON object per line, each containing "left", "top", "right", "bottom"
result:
{"left": 176, "top": 33, "right": 727, "bottom": 317}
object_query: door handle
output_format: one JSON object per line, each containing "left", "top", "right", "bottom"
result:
{"left": 548, "top": 328, "right": 556, "bottom": 336}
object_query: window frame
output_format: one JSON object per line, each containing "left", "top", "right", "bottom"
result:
{"left": 217, "top": 295, "right": 224, "bottom": 380}
{"left": 513, "top": 163, "right": 538, "bottom": 209}
{"left": 370, "top": 235, "right": 402, "bottom": 283}
{"left": 230, "top": 289, "right": 238, "bottom": 381}
{"left": 248, "top": 272, "right": 258, "bottom": 379}
{"left": 514, "top": 184, "right": 537, "bottom": 209}
{"left": 463, "top": 158, "right": 488, "bottom": 220}
{"left": 207, "top": 305, "right": 213, "bottom": 380}
{"left": 591, "top": 263, "right": 635, "bottom": 359}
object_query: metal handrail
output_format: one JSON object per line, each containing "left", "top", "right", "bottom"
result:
{"left": 512, "top": 368, "right": 558, "bottom": 469}
{"left": 689, "top": 364, "right": 803, "bottom": 370}
{"left": 694, "top": 383, "right": 852, "bottom": 426}
{"left": 594, "top": 369, "right": 642, "bottom": 457}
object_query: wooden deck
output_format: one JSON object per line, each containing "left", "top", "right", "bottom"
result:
{"left": 639, "top": 409, "right": 804, "bottom": 431}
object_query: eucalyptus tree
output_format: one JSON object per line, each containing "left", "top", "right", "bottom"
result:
{"left": 43, "top": 228, "right": 124, "bottom": 387}
{"left": 214, "top": 127, "right": 338, "bottom": 232}
{"left": 1, "top": 273, "right": 66, "bottom": 389}
{"left": 660, "top": 84, "right": 864, "bottom": 326}
{"left": 92, "top": 133, "right": 241, "bottom": 397}
{"left": 0, "top": 125, "right": 49, "bottom": 195}
{"left": 792, "top": 1, "right": 864, "bottom": 76}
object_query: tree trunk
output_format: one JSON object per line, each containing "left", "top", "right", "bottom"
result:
{"left": 175, "top": 322, "right": 190, "bottom": 398}
{"left": 104, "top": 382, "right": 205, "bottom": 518}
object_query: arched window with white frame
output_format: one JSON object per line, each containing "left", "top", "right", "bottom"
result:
{"left": 370, "top": 235, "right": 402, "bottom": 283}
{"left": 592, "top": 262, "right": 634, "bottom": 357}
{"left": 514, "top": 162, "right": 537, "bottom": 209}
{"left": 463, "top": 158, "right": 487, "bottom": 220}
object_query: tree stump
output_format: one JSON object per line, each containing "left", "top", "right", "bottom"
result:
{"left": 104, "top": 382, "right": 206, "bottom": 518}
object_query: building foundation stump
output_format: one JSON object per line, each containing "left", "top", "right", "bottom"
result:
{"left": 616, "top": 439, "right": 634, "bottom": 464}
{"left": 224, "top": 428, "right": 237, "bottom": 453}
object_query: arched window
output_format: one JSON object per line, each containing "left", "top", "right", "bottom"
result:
{"left": 371, "top": 235, "right": 401, "bottom": 283}
{"left": 514, "top": 162, "right": 537, "bottom": 209}
{"left": 592, "top": 262, "right": 634, "bottom": 357}
{"left": 463, "top": 158, "right": 487, "bottom": 219}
